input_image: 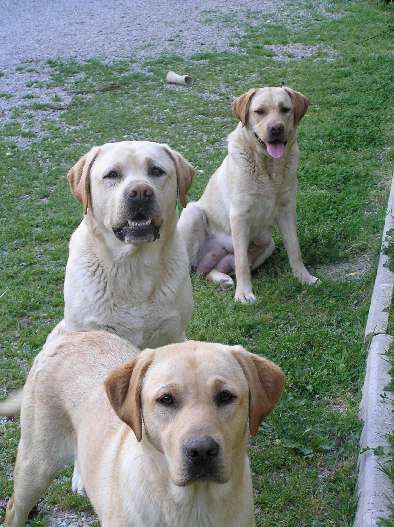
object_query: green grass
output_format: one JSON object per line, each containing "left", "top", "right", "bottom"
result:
{"left": 0, "top": 1, "right": 393, "bottom": 525}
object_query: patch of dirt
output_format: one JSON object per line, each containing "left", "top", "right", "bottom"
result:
{"left": 316, "top": 255, "right": 372, "bottom": 281}
{"left": 0, "top": 62, "right": 74, "bottom": 149}
{"left": 329, "top": 397, "right": 348, "bottom": 415}
{"left": 265, "top": 43, "right": 338, "bottom": 62}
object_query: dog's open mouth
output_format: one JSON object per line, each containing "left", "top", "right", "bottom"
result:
{"left": 266, "top": 141, "right": 286, "bottom": 159}
{"left": 254, "top": 133, "right": 287, "bottom": 159}
{"left": 113, "top": 212, "right": 161, "bottom": 243}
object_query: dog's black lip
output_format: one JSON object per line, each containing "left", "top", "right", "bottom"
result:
{"left": 268, "top": 140, "right": 287, "bottom": 146}
{"left": 185, "top": 472, "right": 221, "bottom": 483}
{"left": 132, "top": 211, "right": 149, "bottom": 222}
{"left": 112, "top": 215, "right": 161, "bottom": 242}
{"left": 254, "top": 132, "right": 266, "bottom": 148}
{"left": 254, "top": 133, "right": 287, "bottom": 149}
{"left": 113, "top": 213, "right": 152, "bottom": 233}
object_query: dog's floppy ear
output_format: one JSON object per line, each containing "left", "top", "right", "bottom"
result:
{"left": 283, "top": 87, "right": 309, "bottom": 125}
{"left": 67, "top": 147, "right": 100, "bottom": 214}
{"left": 232, "top": 88, "right": 257, "bottom": 126}
{"left": 105, "top": 350, "right": 155, "bottom": 441}
{"left": 232, "top": 346, "right": 284, "bottom": 436}
{"left": 163, "top": 145, "right": 195, "bottom": 208}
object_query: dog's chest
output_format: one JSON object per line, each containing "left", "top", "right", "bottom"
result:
{"left": 237, "top": 173, "right": 285, "bottom": 232}
{"left": 160, "top": 496, "right": 242, "bottom": 527}
{"left": 66, "top": 255, "right": 190, "bottom": 348}
{"left": 95, "top": 274, "right": 185, "bottom": 347}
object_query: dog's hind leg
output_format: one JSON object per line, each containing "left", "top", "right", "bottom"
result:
{"left": 196, "top": 243, "right": 228, "bottom": 276}
{"left": 5, "top": 436, "right": 71, "bottom": 527}
{"left": 177, "top": 202, "right": 208, "bottom": 265}
{"left": 6, "top": 445, "right": 53, "bottom": 526}
{"left": 206, "top": 269, "right": 234, "bottom": 289}
{"left": 206, "top": 253, "right": 235, "bottom": 289}
{"left": 5, "top": 403, "right": 74, "bottom": 527}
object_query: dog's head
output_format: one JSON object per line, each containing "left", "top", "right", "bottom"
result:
{"left": 67, "top": 141, "right": 195, "bottom": 244}
{"left": 232, "top": 86, "right": 309, "bottom": 159}
{"left": 105, "top": 341, "right": 284, "bottom": 486}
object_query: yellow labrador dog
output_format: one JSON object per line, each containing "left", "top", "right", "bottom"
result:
{"left": 1, "top": 332, "right": 284, "bottom": 527}
{"left": 178, "top": 86, "right": 318, "bottom": 303}
{"left": 48, "top": 140, "right": 194, "bottom": 494}
{"left": 50, "top": 140, "right": 194, "bottom": 347}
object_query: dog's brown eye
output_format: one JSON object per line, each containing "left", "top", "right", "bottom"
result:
{"left": 104, "top": 170, "right": 121, "bottom": 179}
{"left": 157, "top": 393, "right": 175, "bottom": 406}
{"left": 255, "top": 109, "right": 266, "bottom": 115}
{"left": 281, "top": 107, "right": 291, "bottom": 113}
{"left": 149, "top": 166, "right": 166, "bottom": 177}
{"left": 215, "top": 390, "right": 236, "bottom": 406}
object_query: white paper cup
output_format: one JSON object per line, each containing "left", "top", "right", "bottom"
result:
{"left": 166, "top": 71, "right": 193, "bottom": 86}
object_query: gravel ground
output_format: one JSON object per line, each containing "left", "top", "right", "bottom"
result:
{"left": 0, "top": 0, "right": 291, "bottom": 67}
{"left": 265, "top": 43, "right": 338, "bottom": 62}
{"left": 0, "top": 0, "right": 294, "bottom": 146}
{"left": 0, "top": 0, "right": 341, "bottom": 148}
{"left": 44, "top": 507, "right": 97, "bottom": 527}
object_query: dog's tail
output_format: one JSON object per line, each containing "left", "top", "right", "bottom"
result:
{"left": 0, "top": 389, "right": 23, "bottom": 417}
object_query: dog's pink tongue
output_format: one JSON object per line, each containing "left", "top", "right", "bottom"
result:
{"left": 267, "top": 142, "right": 285, "bottom": 159}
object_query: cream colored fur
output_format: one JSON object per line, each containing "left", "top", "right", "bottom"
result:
{"left": 47, "top": 140, "right": 195, "bottom": 494}
{"left": 49, "top": 140, "right": 194, "bottom": 348}
{"left": 178, "top": 86, "right": 318, "bottom": 303}
{"left": 1, "top": 332, "right": 284, "bottom": 527}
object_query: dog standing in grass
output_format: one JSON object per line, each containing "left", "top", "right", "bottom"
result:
{"left": 0, "top": 332, "right": 284, "bottom": 527}
{"left": 178, "top": 86, "right": 318, "bottom": 303}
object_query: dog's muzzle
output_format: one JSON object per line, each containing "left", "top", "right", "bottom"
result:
{"left": 113, "top": 215, "right": 161, "bottom": 244}
{"left": 182, "top": 436, "right": 222, "bottom": 483}
{"left": 113, "top": 183, "right": 161, "bottom": 244}
{"left": 254, "top": 133, "right": 287, "bottom": 159}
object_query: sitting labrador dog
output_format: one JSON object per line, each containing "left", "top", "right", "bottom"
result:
{"left": 49, "top": 140, "right": 194, "bottom": 347}
{"left": 1, "top": 332, "right": 284, "bottom": 527}
{"left": 178, "top": 86, "right": 318, "bottom": 303}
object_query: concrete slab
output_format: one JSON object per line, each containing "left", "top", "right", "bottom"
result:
{"left": 356, "top": 334, "right": 393, "bottom": 526}
{"left": 365, "top": 173, "right": 394, "bottom": 342}
{"left": 356, "top": 174, "right": 394, "bottom": 526}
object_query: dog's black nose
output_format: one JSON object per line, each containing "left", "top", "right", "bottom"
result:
{"left": 126, "top": 183, "right": 153, "bottom": 203}
{"left": 183, "top": 436, "right": 220, "bottom": 464}
{"left": 268, "top": 123, "right": 284, "bottom": 139}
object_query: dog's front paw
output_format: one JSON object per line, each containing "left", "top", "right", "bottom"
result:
{"left": 294, "top": 269, "right": 320, "bottom": 285}
{"left": 301, "top": 274, "right": 320, "bottom": 285}
{"left": 234, "top": 289, "right": 256, "bottom": 303}
{"left": 72, "top": 478, "right": 86, "bottom": 496}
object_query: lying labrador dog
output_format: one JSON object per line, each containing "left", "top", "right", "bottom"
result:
{"left": 50, "top": 140, "right": 194, "bottom": 348}
{"left": 178, "top": 86, "right": 318, "bottom": 303}
{"left": 1, "top": 331, "right": 284, "bottom": 527}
